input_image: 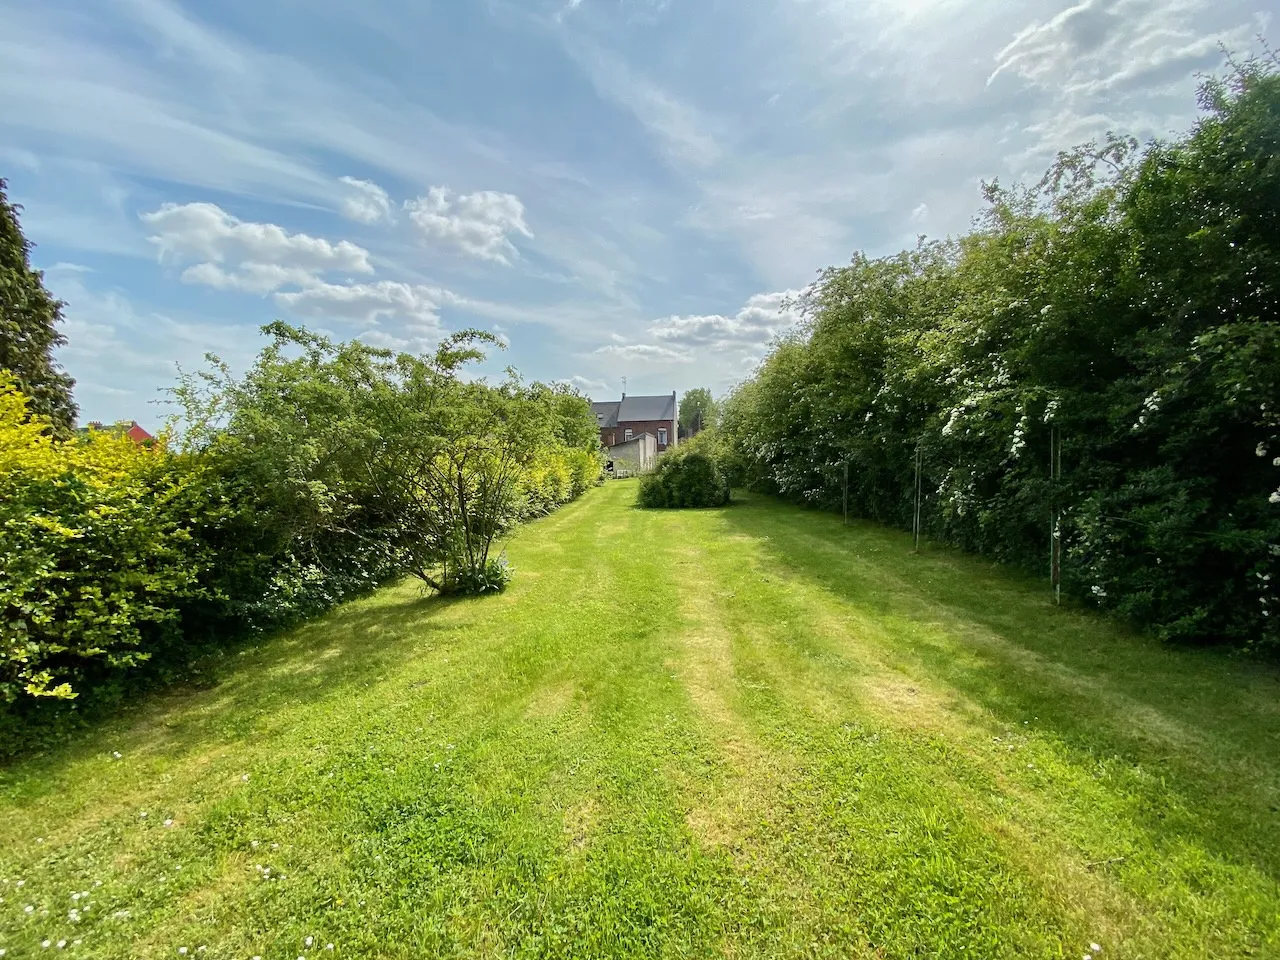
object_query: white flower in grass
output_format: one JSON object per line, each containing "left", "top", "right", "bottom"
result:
{"left": 56, "top": 942, "right": 66, "bottom": 950}
{"left": 71, "top": 893, "right": 80, "bottom": 901}
{"left": 241, "top": 774, "right": 250, "bottom": 782}
{"left": 112, "top": 752, "right": 121, "bottom": 759}
{"left": 326, "top": 945, "right": 334, "bottom": 951}
{"left": 1, "top": 947, "right": 7, "bottom": 955}
{"left": 250, "top": 840, "right": 259, "bottom": 849}
{"left": 24, "top": 905, "right": 33, "bottom": 913}
{"left": 305, "top": 937, "right": 314, "bottom": 947}
{"left": 178, "top": 949, "right": 188, "bottom": 956}
{"left": 1091, "top": 945, "right": 1101, "bottom": 953}
{"left": 15, "top": 881, "right": 24, "bottom": 888}
{"left": 41, "top": 942, "right": 50, "bottom": 949}
{"left": 1271, "top": 490, "right": 1280, "bottom": 504}
{"left": 164, "top": 819, "right": 174, "bottom": 828}
{"left": 139, "top": 812, "right": 148, "bottom": 819}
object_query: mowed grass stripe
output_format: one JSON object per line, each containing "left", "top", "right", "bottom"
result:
{"left": 1, "top": 481, "right": 1277, "bottom": 959}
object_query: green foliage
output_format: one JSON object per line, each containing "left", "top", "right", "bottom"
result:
{"left": 721, "top": 59, "right": 1280, "bottom": 650}
{"left": 638, "top": 441, "right": 730, "bottom": 509}
{"left": 2, "top": 319, "right": 599, "bottom": 740}
{"left": 0, "top": 180, "right": 77, "bottom": 434}
{"left": 678, "top": 387, "right": 718, "bottom": 433}
{"left": 0, "top": 373, "right": 204, "bottom": 709}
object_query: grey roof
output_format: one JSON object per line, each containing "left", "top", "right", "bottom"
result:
{"left": 619, "top": 394, "right": 675, "bottom": 422}
{"left": 593, "top": 393, "right": 676, "bottom": 426}
{"left": 591, "top": 401, "right": 620, "bottom": 428}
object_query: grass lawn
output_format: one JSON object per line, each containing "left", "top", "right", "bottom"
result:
{"left": 2, "top": 480, "right": 1278, "bottom": 959}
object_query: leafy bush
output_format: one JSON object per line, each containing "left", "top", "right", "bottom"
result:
{"left": 720, "top": 59, "right": 1280, "bottom": 651}
{"left": 638, "top": 444, "right": 730, "bottom": 509}
{"left": 0, "top": 314, "right": 602, "bottom": 750}
{"left": 450, "top": 554, "right": 513, "bottom": 595}
{"left": 0, "top": 373, "right": 205, "bottom": 706}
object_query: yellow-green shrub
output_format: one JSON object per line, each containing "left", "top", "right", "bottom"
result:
{"left": 0, "top": 373, "right": 206, "bottom": 705}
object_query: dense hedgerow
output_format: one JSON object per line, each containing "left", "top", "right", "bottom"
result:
{"left": 720, "top": 59, "right": 1280, "bottom": 650}
{"left": 1, "top": 323, "right": 601, "bottom": 748}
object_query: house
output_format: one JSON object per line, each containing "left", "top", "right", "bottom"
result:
{"left": 80, "top": 420, "right": 155, "bottom": 444}
{"left": 606, "top": 432, "right": 658, "bottom": 476}
{"left": 591, "top": 392, "right": 678, "bottom": 453}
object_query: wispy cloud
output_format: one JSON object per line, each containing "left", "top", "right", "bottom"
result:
{"left": 339, "top": 176, "right": 395, "bottom": 225}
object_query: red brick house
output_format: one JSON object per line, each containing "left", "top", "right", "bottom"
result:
{"left": 592, "top": 392, "right": 678, "bottom": 453}
{"left": 82, "top": 420, "right": 155, "bottom": 444}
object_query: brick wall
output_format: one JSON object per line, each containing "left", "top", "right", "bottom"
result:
{"left": 601, "top": 419, "right": 675, "bottom": 452}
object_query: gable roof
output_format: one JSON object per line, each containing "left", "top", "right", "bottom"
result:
{"left": 589, "top": 394, "right": 671, "bottom": 423}
{"left": 593, "top": 393, "right": 677, "bottom": 426}
{"left": 591, "top": 401, "right": 620, "bottom": 428}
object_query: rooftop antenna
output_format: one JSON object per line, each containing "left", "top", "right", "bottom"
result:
{"left": 621, "top": 376, "right": 627, "bottom": 398}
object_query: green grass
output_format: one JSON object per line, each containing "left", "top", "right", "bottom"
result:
{"left": 2, "top": 481, "right": 1278, "bottom": 959}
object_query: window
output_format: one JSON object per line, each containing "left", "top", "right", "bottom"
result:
{"left": 624, "top": 428, "right": 633, "bottom": 441}
{"left": 658, "top": 428, "right": 668, "bottom": 445}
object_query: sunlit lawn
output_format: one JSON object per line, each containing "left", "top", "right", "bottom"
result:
{"left": 2, "top": 480, "right": 1278, "bottom": 959}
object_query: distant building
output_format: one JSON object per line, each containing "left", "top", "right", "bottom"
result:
{"left": 591, "top": 392, "right": 678, "bottom": 454}
{"left": 80, "top": 420, "right": 155, "bottom": 444}
{"left": 606, "top": 432, "right": 658, "bottom": 476}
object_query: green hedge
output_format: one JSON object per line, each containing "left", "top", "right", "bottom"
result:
{"left": 638, "top": 445, "right": 730, "bottom": 509}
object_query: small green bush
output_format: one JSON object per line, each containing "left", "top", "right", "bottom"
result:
{"left": 448, "top": 554, "right": 513, "bottom": 595}
{"left": 638, "top": 446, "right": 730, "bottom": 509}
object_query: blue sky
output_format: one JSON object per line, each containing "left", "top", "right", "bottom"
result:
{"left": 1, "top": 0, "right": 1270, "bottom": 426}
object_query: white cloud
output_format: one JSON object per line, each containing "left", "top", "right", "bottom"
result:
{"left": 649, "top": 290, "right": 802, "bottom": 351}
{"left": 179, "top": 262, "right": 322, "bottom": 294}
{"left": 557, "top": 374, "right": 609, "bottom": 395}
{"left": 142, "top": 201, "right": 372, "bottom": 272}
{"left": 339, "top": 176, "right": 394, "bottom": 224}
{"left": 987, "top": 0, "right": 1256, "bottom": 162}
{"left": 141, "top": 201, "right": 373, "bottom": 292}
{"left": 274, "top": 280, "right": 446, "bottom": 331}
{"left": 404, "top": 187, "right": 534, "bottom": 263}
{"left": 584, "top": 290, "right": 801, "bottom": 385}
{"left": 592, "top": 342, "right": 693, "bottom": 364}
{"left": 988, "top": 0, "right": 1229, "bottom": 94}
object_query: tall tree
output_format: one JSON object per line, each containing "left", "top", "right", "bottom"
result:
{"left": 0, "top": 179, "right": 76, "bottom": 433}
{"left": 679, "top": 387, "right": 717, "bottom": 434}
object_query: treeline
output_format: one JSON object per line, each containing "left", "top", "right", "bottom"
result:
{"left": 2, "top": 183, "right": 601, "bottom": 745}
{"left": 719, "top": 59, "right": 1280, "bottom": 651}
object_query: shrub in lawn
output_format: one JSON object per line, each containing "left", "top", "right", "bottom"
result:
{"left": 638, "top": 446, "right": 730, "bottom": 509}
